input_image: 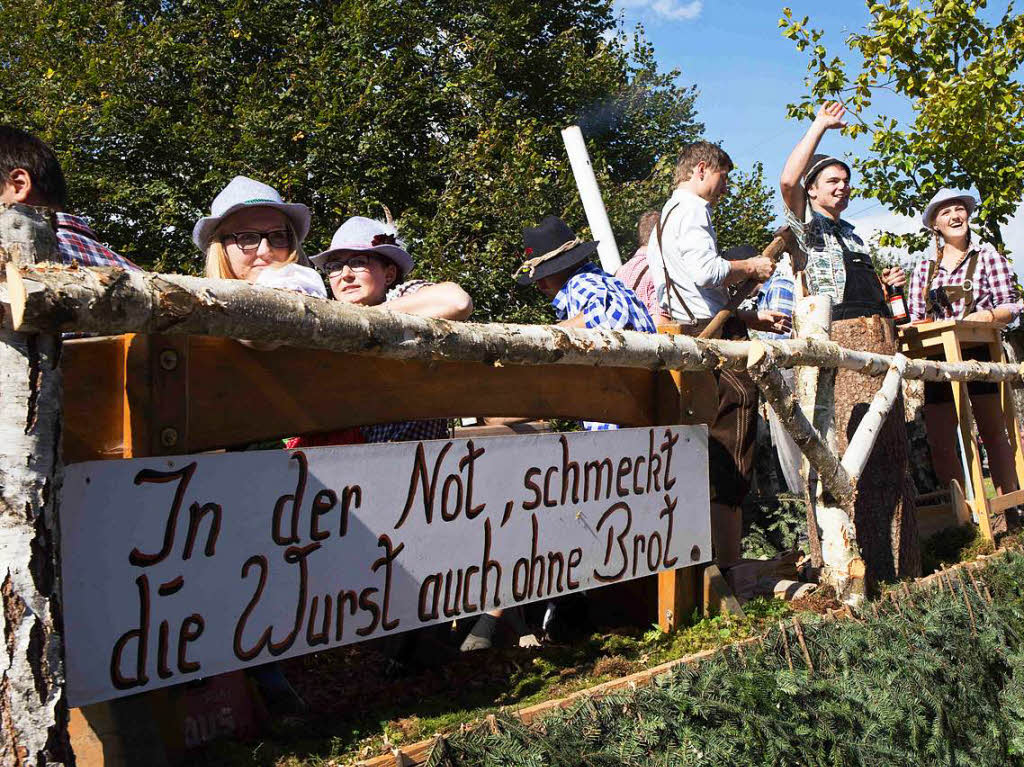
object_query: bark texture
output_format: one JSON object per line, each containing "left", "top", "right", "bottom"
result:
{"left": 841, "top": 354, "right": 909, "bottom": 482}
{"left": 0, "top": 205, "right": 70, "bottom": 766}
{"left": 831, "top": 316, "right": 921, "bottom": 583}
{"left": 746, "top": 342, "right": 855, "bottom": 512}
{"left": 794, "top": 296, "right": 833, "bottom": 571}
{"left": 4, "top": 265, "right": 1023, "bottom": 383}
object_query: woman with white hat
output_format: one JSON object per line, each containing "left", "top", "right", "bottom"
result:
{"left": 311, "top": 214, "right": 472, "bottom": 318}
{"left": 286, "top": 215, "right": 472, "bottom": 448}
{"left": 194, "top": 175, "right": 326, "bottom": 298}
{"left": 908, "top": 188, "right": 1022, "bottom": 499}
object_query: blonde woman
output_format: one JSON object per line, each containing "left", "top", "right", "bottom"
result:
{"left": 908, "top": 188, "right": 1023, "bottom": 499}
{"left": 194, "top": 175, "right": 324, "bottom": 297}
{"left": 192, "top": 176, "right": 325, "bottom": 715}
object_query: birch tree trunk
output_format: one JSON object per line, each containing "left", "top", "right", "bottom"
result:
{"left": 831, "top": 316, "right": 921, "bottom": 582}
{"left": 0, "top": 204, "right": 70, "bottom": 766}
{"left": 4, "top": 265, "right": 1023, "bottom": 383}
{"left": 792, "top": 296, "right": 867, "bottom": 599}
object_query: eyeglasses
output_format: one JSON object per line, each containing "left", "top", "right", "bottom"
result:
{"left": 324, "top": 255, "right": 375, "bottom": 275}
{"left": 221, "top": 230, "right": 291, "bottom": 253}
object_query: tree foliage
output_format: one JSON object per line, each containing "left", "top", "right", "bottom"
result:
{"left": 0, "top": 0, "right": 776, "bottom": 322}
{"left": 780, "top": 0, "right": 1024, "bottom": 252}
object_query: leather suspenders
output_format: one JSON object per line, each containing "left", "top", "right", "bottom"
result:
{"left": 654, "top": 203, "right": 697, "bottom": 323}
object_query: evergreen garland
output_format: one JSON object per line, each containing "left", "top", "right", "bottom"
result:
{"left": 426, "top": 552, "right": 1024, "bottom": 766}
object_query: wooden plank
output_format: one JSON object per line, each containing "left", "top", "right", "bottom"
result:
{"left": 916, "top": 503, "right": 962, "bottom": 540}
{"left": 991, "top": 338, "right": 1024, "bottom": 493}
{"left": 122, "top": 333, "right": 151, "bottom": 459}
{"left": 657, "top": 565, "right": 699, "bottom": 631}
{"left": 702, "top": 563, "right": 744, "bottom": 617}
{"left": 941, "top": 328, "right": 995, "bottom": 541}
{"left": 184, "top": 336, "right": 661, "bottom": 451}
{"left": 988, "top": 488, "right": 1024, "bottom": 514}
{"left": 951, "top": 479, "right": 972, "bottom": 526}
{"left": 62, "top": 336, "right": 125, "bottom": 463}
{"left": 652, "top": 325, "right": 715, "bottom": 632}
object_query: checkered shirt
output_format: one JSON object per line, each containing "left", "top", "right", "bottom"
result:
{"left": 361, "top": 279, "right": 451, "bottom": 443}
{"left": 755, "top": 259, "right": 796, "bottom": 340}
{"left": 907, "top": 240, "right": 1022, "bottom": 321}
{"left": 56, "top": 213, "right": 140, "bottom": 270}
{"left": 614, "top": 248, "right": 659, "bottom": 317}
{"left": 552, "top": 261, "right": 656, "bottom": 333}
{"left": 783, "top": 203, "right": 866, "bottom": 300}
{"left": 552, "top": 261, "right": 655, "bottom": 431}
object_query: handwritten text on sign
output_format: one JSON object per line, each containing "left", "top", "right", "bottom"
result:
{"left": 60, "top": 426, "right": 710, "bottom": 706}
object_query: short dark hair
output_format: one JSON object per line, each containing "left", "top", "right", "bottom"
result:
{"left": 673, "top": 141, "right": 733, "bottom": 187}
{"left": 637, "top": 210, "right": 660, "bottom": 248}
{"left": 0, "top": 126, "right": 68, "bottom": 209}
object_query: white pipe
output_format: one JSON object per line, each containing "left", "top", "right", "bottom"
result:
{"left": 560, "top": 126, "right": 622, "bottom": 274}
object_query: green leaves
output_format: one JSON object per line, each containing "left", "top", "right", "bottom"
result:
{"left": 0, "top": 0, "right": 783, "bottom": 324}
{"left": 781, "top": 0, "right": 1024, "bottom": 254}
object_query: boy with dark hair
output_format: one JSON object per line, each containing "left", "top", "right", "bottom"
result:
{"left": 0, "top": 125, "right": 138, "bottom": 270}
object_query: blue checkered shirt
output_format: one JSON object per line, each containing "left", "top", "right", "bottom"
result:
{"left": 755, "top": 262, "right": 796, "bottom": 341}
{"left": 552, "top": 261, "right": 655, "bottom": 430}
{"left": 56, "top": 213, "right": 140, "bottom": 270}
{"left": 552, "top": 261, "right": 656, "bottom": 333}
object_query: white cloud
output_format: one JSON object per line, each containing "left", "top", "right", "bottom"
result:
{"left": 617, "top": 0, "right": 702, "bottom": 22}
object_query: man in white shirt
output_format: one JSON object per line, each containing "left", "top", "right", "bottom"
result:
{"left": 648, "top": 142, "right": 787, "bottom": 329}
{"left": 647, "top": 141, "right": 789, "bottom": 570}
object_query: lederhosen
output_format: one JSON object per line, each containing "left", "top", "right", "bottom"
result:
{"left": 655, "top": 204, "right": 757, "bottom": 508}
{"left": 920, "top": 249, "right": 995, "bottom": 403}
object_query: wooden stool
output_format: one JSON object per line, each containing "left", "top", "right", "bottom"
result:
{"left": 900, "top": 320, "right": 1024, "bottom": 541}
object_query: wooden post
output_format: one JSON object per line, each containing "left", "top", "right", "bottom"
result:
{"left": 654, "top": 325, "right": 711, "bottom": 631}
{"left": 941, "top": 326, "right": 994, "bottom": 539}
{"left": 0, "top": 204, "right": 72, "bottom": 766}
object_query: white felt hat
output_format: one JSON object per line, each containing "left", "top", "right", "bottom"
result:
{"left": 192, "top": 176, "right": 311, "bottom": 250}
{"left": 311, "top": 216, "right": 413, "bottom": 277}
{"left": 922, "top": 188, "right": 978, "bottom": 230}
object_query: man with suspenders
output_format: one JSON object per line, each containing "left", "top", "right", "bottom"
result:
{"left": 647, "top": 141, "right": 789, "bottom": 569}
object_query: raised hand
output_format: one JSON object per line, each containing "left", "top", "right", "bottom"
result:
{"left": 813, "top": 101, "right": 847, "bottom": 131}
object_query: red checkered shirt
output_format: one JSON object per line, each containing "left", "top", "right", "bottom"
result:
{"left": 56, "top": 213, "right": 140, "bottom": 270}
{"left": 907, "top": 240, "right": 1022, "bottom": 321}
{"left": 614, "top": 247, "right": 659, "bottom": 317}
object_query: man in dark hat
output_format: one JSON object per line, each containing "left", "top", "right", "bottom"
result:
{"left": 516, "top": 214, "right": 655, "bottom": 337}
{"left": 779, "top": 101, "right": 905, "bottom": 307}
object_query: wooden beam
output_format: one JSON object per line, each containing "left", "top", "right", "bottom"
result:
{"left": 654, "top": 325, "right": 714, "bottom": 632}
{"left": 63, "top": 336, "right": 125, "bottom": 462}
{"left": 183, "top": 336, "right": 664, "bottom": 451}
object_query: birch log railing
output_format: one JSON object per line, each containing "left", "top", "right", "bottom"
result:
{"left": 2, "top": 203, "right": 1024, "bottom": 765}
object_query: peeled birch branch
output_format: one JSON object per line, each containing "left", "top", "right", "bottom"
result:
{"left": 746, "top": 341, "right": 856, "bottom": 511}
{"left": 3, "top": 264, "right": 1023, "bottom": 383}
{"left": 841, "top": 354, "right": 909, "bottom": 482}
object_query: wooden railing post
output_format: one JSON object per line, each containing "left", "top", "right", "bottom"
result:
{"left": 0, "top": 204, "right": 72, "bottom": 766}
{"left": 654, "top": 324, "right": 715, "bottom": 631}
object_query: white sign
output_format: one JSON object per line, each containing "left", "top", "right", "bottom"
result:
{"left": 60, "top": 426, "right": 710, "bottom": 706}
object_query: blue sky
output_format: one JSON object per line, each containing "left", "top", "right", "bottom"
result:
{"left": 612, "top": 0, "right": 1024, "bottom": 267}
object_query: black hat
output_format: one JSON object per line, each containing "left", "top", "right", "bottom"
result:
{"left": 802, "top": 154, "right": 851, "bottom": 189}
{"left": 516, "top": 216, "right": 599, "bottom": 286}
